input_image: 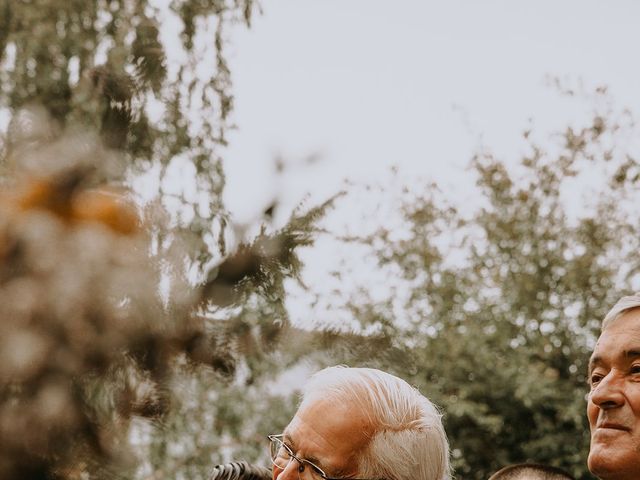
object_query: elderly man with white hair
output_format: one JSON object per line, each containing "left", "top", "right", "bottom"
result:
{"left": 587, "top": 293, "right": 640, "bottom": 480}
{"left": 268, "top": 366, "right": 450, "bottom": 480}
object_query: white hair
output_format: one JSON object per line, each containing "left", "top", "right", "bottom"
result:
{"left": 602, "top": 292, "right": 640, "bottom": 330}
{"left": 301, "top": 366, "right": 451, "bottom": 480}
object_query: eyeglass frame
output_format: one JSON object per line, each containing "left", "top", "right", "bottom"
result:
{"left": 267, "top": 434, "right": 381, "bottom": 480}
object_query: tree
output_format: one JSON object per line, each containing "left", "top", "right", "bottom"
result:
{"left": 303, "top": 89, "right": 640, "bottom": 480}
{"left": 0, "top": 0, "right": 253, "bottom": 262}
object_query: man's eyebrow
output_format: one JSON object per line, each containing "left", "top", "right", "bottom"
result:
{"left": 281, "top": 433, "right": 325, "bottom": 470}
{"left": 588, "top": 356, "right": 602, "bottom": 373}
{"left": 589, "top": 350, "right": 640, "bottom": 372}
{"left": 625, "top": 349, "right": 640, "bottom": 359}
{"left": 282, "top": 433, "right": 296, "bottom": 450}
{"left": 329, "top": 466, "right": 349, "bottom": 478}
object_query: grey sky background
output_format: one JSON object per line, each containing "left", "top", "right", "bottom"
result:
{"left": 223, "top": 0, "right": 640, "bottom": 224}
{"left": 218, "top": 1, "right": 640, "bottom": 326}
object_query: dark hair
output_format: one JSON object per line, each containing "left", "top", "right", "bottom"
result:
{"left": 488, "top": 463, "right": 575, "bottom": 480}
{"left": 209, "top": 461, "right": 270, "bottom": 480}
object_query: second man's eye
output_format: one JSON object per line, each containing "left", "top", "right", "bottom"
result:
{"left": 590, "top": 373, "right": 604, "bottom": 386}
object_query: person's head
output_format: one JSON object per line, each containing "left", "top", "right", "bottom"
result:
{"left": 488, "top": 463, "right": 574, "bottom": 480}
{"left": 269, "top": 366, "right": 450, "bottom": 480}
{"left": 588, "top": 293, "right": 640, "bottom": 479}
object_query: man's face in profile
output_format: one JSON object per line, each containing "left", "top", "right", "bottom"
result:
{"left": 272, "top": 397, "right": 371, "bottom": 480}
{"left": 587, "top": 308, "right": 640, "bottom": 479}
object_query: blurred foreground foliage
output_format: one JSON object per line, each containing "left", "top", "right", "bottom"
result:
{"left": 0, "top": 1, "right": 336, "bottom": 479}
{"left": 0, "top": 148, "right": 331, "bottom": 479}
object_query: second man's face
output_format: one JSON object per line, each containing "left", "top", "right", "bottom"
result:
{"left": 587, "top": 308, "right": 640, "bottom": 480}
{"left": 274, "top": 397, "right": 372, "bottom": 480}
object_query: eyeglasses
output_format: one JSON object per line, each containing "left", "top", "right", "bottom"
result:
{"left": 267, "top": 434, "right": 379, "bottom": 480}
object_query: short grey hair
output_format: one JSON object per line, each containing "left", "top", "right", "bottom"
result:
{"left": 488, "top": 463, "right": 574, "bottom": 480}
{"left": 301, "top": 366, "right": 451, "bottom": 480}
{"left": 602, "top": 293, "right": 640, "bottom": 330}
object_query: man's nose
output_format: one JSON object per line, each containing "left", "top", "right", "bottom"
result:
{"left": 590, "top": 372, "right": 625, "bottom": 409}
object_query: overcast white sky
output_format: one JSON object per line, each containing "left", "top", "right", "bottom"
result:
{"left": 223, "top": 0, "right": 640, "bottom": 222}
{"left": 218, "top": 1, "right": 640, "bottom": 326}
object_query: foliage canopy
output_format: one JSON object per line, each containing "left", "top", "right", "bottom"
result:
{"left": 308, "top": 94, "right": 640, "bottom": 480}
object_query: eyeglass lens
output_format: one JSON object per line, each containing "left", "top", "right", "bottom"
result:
{"left": 270, "top": 437, "right": 325, "bottom": 480}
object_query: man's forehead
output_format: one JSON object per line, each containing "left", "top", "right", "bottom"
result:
{"left": 282, "top": 398, "right": 372, "bottom": 476}
{"left": 591, "top": 315, "right": 640, "bottom": 367}
{"left": 599, "top": 310, "right": 640, "bottom": 342}
{"left": 603, "top": 307, "right": 640, "bottom": 331}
